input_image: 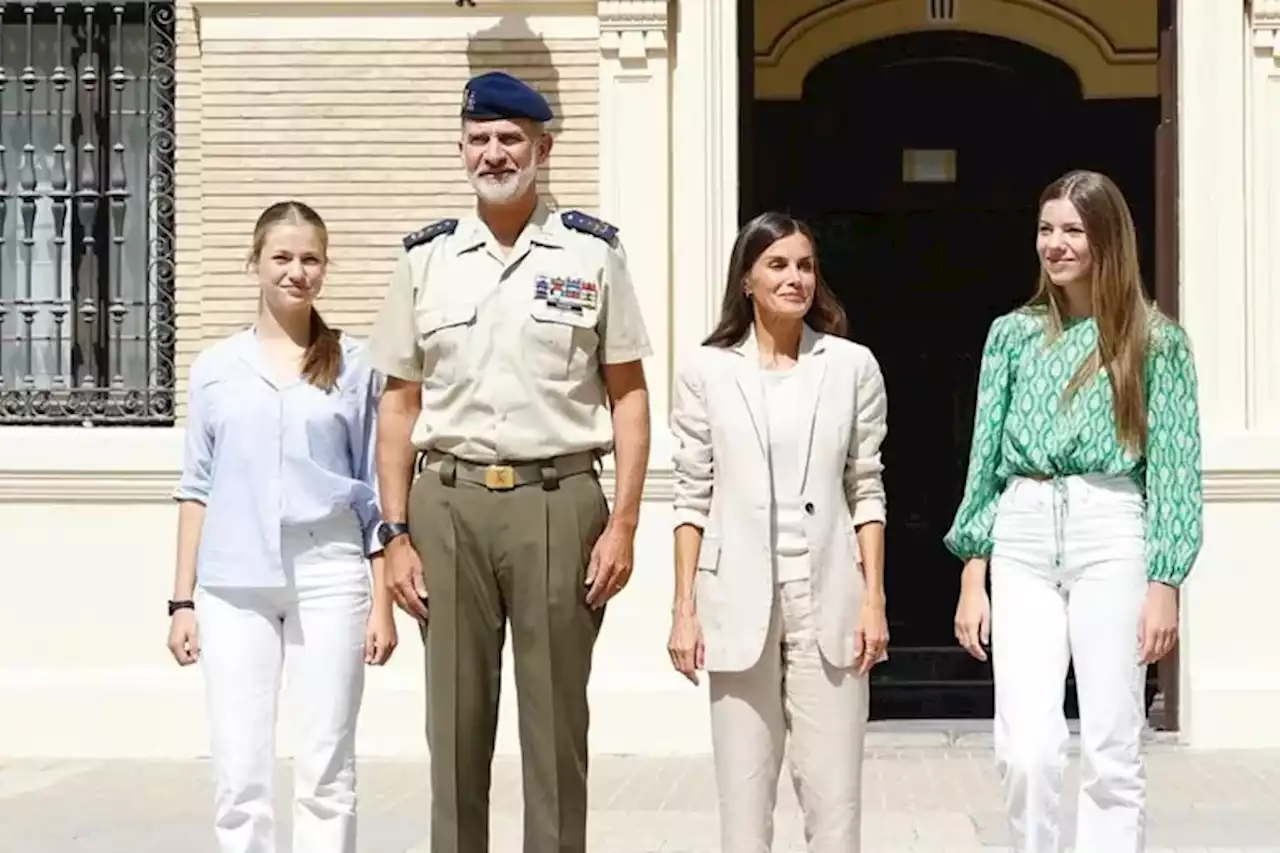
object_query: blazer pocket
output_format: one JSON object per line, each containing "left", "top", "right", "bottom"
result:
{"left": 696, "top": 535, "right": 721, "bottom": 574}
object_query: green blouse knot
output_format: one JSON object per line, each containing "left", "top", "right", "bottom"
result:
{"left": 943, "top": 307, "right": 1204, "bottom": 586}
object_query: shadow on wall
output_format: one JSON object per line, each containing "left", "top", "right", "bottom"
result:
{"left": 467, "top": 15, "right": 563, "bottom": 211}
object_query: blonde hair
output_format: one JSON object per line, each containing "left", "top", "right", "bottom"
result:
{"left": 1028, "top": 170, "right": 1151, "bottom": 452}
{"left": 249, "top": 201, "right": 342, "bottom": 392}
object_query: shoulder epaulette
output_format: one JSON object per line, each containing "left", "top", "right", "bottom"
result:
{"left": 560, "top": 210, "right": 619, "bottom": 245}
{"left": 402, "top": 219, "right": 458, "bottom": 252}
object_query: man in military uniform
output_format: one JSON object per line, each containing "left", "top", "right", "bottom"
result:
{"left": 369, "top": 70, "right": 652, "bottom": 853}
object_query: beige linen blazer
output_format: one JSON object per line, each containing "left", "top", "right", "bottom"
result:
{"left": 671, "top": 323, "right": 889, "bottom": 672}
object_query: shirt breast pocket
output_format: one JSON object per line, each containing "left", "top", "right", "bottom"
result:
{"left": 416, "top": 304, "right": 477, "bottom": 386}
{"left": 526, "top": 303, "right": 599, "bottom": 381}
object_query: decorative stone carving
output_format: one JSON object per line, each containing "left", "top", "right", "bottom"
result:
{"left": 1253, "top": 0, "right": 1280, "bottom": 56}
{"left": 599, "top": 0, "right": 668, "bottom": 61}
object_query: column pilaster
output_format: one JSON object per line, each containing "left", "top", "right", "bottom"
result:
{"left": 1177, "top": 0, "right": 1280, "bottom": 749}
{"left": 670, "top": 0, "right": 739, "bottom": 387}
{"left": 597, "top": 0, "right": 672, "bottom": 468}
{"left": 1247, "top": 1, "right": 1280, "bottom": 430}
{"left": 1178, "top": 0, "right": 1248, "bottom": 435}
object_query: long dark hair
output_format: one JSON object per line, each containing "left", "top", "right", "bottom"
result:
{"left": 249, "top": 200, "right": 343, "bottom": 392}
{"left": 703, "top": 211, "right": 848, "bottom": 348}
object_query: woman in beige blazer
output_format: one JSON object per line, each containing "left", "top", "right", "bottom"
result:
{"left": 668, "top": 211, "right": 890, "bottom": 852}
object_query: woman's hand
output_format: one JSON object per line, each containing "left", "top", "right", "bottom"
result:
{"left": 954, "top": 558, "right": 991, "bottom": 662}
{"left": 1139, "top": 581, "right": 1179, "bottom": 664}
{"left": 167, "top": 610, "right": 200, "bottom": 666}
{"left": 365, "top": 600, "right": 399, "bottom": 666}
{"left": 668, "top": 602, "right": 704, "bottom": 685}
{"left": 856, "top": 593, "right": 889, "bottom": 675}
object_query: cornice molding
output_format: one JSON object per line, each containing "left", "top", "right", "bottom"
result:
{"left": 0, "top": 472, "right": 178, "bottom": 504}
{"left": 1253, "top": 0, "right": 1280, "bottom": 55}
{"left": 599, "top": 0, "right": 668, "bottom": 59}
{"left": 193, "top": 0, "right": 595, "bottom": 11}
{"left": 0, "top": 465, "right": 1273, "bottom": 505}
{"left": 1202, "top": 468, "right": 1280, "bottom": 502}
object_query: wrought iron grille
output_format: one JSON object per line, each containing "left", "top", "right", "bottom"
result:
{"left": 0, "top": 1, "right": 176, "bottom": 425}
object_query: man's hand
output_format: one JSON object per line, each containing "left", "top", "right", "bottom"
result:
{"left": 386, "top": 538, "right": 429, "bottom": 622}
{"left": 585, "top": 521, "right": 635, "bottom": 609}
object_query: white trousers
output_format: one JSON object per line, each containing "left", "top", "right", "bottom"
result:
{"left": 708, "top": 580, "right": 870, "bottom": 853}
{"left": 196, "top": 514, "right": 372, "bottom": 853}
{"left": 990, "top": 474, "right": 1149, "bottom": 853}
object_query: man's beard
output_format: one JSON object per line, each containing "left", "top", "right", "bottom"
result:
{"left": 471, "top": 162, "right": 538, "bottom": 205}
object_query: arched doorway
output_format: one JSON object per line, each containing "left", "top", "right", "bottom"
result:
{"left": 745, "top": 24, "right": 1168, "bottom": 720}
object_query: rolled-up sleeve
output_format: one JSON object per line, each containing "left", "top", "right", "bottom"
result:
{"left": 844, "top": 349, "right": 888, "bottom": 526}
{"left": 348, "top": 358, "right": 386, "bottom": 556}
{"left": 174, "top": 356, "right": 216, "bottom": 503}
{"left": 671, "top": 357, "right": 713, "bottom": 530}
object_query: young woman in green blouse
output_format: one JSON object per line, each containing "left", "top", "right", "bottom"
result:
{"left": 946, "top": 170, "right": 1202, "bottom": 853}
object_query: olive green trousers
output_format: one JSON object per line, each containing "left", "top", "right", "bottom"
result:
{"left": 408, "top": 463, "right": 609, "bottom": 853}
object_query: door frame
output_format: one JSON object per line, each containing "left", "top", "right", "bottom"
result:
{"left": 1153, "top": 0, "right": 1179, "bottom": 731}
{"left": 735, "top": 0, "right": 1183, "bottom": 730}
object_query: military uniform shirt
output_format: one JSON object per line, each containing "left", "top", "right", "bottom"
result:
{"left": 369, "top": 202, "right": 652, "bottom": 463}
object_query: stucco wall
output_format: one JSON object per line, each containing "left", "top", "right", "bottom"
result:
{"left": 3, "top": 0, "right": 1280, "bottom": 758}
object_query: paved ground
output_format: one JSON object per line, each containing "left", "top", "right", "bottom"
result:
{"left": 2, "top": 735, "right": 1278, "bottom": 852}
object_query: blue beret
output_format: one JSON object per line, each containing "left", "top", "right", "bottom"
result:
{"left": 461, "top": 71, "right": 554, "bottom": 123}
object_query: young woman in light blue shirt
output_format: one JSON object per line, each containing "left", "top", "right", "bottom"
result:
{"left": 165, "top": 200, "right": 396, "bottom": 853}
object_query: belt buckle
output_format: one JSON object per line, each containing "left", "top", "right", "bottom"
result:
{"left": 484, "top": 464, "right": 516, "bottom": 491}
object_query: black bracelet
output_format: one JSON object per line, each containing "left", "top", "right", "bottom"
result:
{"left": 168, "top": 599, "right": 195, "bottom": 617}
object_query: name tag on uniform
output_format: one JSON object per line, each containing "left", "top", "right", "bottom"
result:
{"left": 535, "top": 275, "right": 598, "bottom": 315}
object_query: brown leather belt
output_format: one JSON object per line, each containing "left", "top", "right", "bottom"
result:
{"left": 417, "top": 449, "right": 598, "bottom": 491}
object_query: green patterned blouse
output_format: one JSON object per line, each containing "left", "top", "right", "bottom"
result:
{"left": 943, "top": 307, "right": 1203, "bottom": 586}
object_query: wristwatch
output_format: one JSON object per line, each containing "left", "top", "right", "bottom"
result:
{"left": 377, "top": 521, "right": 412, "bottom": 547}
{"left": 168, "top": 599, "right": 195, "bottom": 617}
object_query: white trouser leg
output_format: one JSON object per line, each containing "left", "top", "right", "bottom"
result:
{"left": 197, "top": 585, "right": 285, "bottom": 853}
{"left": 708, "top": 590, "right": 786, "bottom": 853}
{"left": 778, "top": 581, "right": 869, "bottom": 853}
{"left": 990, "top": 543, "right": 1071, "bottom": 853}
{"left": 1065, "top": 484, "right": 1148, "bottom": 852}
{"left": 282, "top": 522, "right": 372, "bottom": 853}
{"left": 990, "top": 475, "right": 1150, "bottom": 853}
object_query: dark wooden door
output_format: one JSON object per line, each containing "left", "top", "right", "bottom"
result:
{"left": 748, "top": 30, "right": 1162, "bottom": 719}
{"left": 804, "top": 207, "right": 1035, "bottom": 718}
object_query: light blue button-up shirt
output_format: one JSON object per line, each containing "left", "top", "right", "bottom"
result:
{"left": 174, "top": 328, "right": 384, "bottom": 588}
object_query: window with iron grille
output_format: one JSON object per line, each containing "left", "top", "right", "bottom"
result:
{"left": 0, "top": 1, "right": 176, "bottom": 425}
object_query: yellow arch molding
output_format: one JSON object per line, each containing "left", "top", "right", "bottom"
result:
{"left": 755, "top": 0, "right": 1158, "bottom": 100}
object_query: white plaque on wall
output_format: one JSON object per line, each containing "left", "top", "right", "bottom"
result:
{"left": 902, "top": 148, "right": 957, "bottom": 183}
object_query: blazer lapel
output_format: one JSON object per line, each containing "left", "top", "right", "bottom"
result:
{"left": 795, "top": 326, "right": 828, "bottom": 491}
{"left": 733, "top": 331, "right": 769, "bottom": 460}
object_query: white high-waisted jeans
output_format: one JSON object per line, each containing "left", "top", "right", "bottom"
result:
{"left": 990, "top": 473, "right": 1149, "bottom": 853}
{"left": 195, "top": 512, "right": 372, "bottom": 853}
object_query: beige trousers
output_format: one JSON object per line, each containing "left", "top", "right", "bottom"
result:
{"left": 708, "top": 580, "right": 870, "bottom": 853}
